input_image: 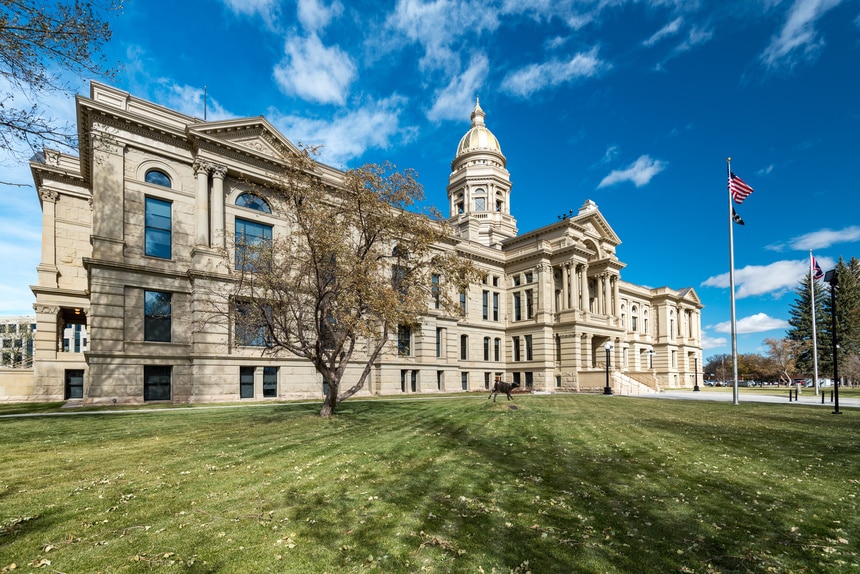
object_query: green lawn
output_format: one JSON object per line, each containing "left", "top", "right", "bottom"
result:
{"left": 1, "top": 395, "right": 857, "bottom": 573}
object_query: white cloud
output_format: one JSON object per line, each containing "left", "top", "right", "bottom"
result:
{"left": 701, "top": 332, "right": 728, "bottom": 349}
{"left": 787, "top": 226, "right": 860, "bottom": 250}
{"left": 643, "top": 17, "right": 684, "bottom": 47}
{"left": 502, "top": 48, "right": 606, "bottom": 98}
{"left": 221, "top": 0, "right": 279, "bottom": 19}
{"left": 427, "top": 54, "right": 489, "bottom": 122}
{"left": 712, "top": 313, "right": 790, "bottom": 334}
{"left": 700, "top": 258, "right": 833, "bottom": 299}
{"left": 274, "top": 34, "right": 356, "bottom": 105}
{"left": 597, "top": 155, "right": 667, "bottom": 188}
{"left": 386, "top": 0, "right": 500, "bottom": 72}
{"left": 761, "top": 0, "right": 844, "bottom": 69}
{"left": 268, "top": 95, "right": 413, "bottom": 167}
{"left": 297, "top": 0, "right": 343, "bottom": 33}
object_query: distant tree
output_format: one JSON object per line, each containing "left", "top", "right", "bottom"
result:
{"left": 704, "top": 353, "right": 731, "bottom": 382}
{"left": 223, "top": 150, "right": 478, "bottom": 417}
{"left": 762, "top": 338, "right": 798, "bottom": 385}
{"left": 0, "top": 1, "right": 121, "bottom": 162}
{"left": 786, "top": 272, "right": 829, "bottom": 377}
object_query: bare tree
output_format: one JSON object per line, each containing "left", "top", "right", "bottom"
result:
{"left": 227, "top": 149, "right": 478, "bottom": 417}
{"left": 0, "top": 1, "right": 121, "bottom": 161}
{"left": 763, "top": 337, "right": 798, "bottom": 385}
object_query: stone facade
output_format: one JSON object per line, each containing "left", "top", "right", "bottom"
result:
{"left": 28, "top": 83, "right": 702, "bottom": 404}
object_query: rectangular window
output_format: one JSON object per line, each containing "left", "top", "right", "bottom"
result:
{"left": 235, "top": 217, "right": 273, "bottom": 271}
{"left": 494, "top": 338, "right": 501, "bottom": 362}
{"left": 437, "top": 370, "right": 443, "bottom": 391}
{"left": 525, "top": 289, "right": 534, "bottom": 319}
{"left": 65, "top": 369, "right": 84, "bottom": 400}
{"left": 240, "top": 366, "right": 255, "bottom": 399}
{"left": 513, "top": 275, "right": 521, "bottom": 286}
{"left": 484, "top": 372, "right": 491, "bottom": 389}
{"left": 460, "top": 335, "right": 468, "bottom": 360}
{"left": 411, "top": 370, "right": 418, "bottom": 392}
{"left": 263, "top": 366, "right": 278, "bottom": 398}
{"left": 401, "top": 370, "right": 408, "bottom": 392}
{"left": 459, "top": 291, "right": 467, "bottom": 314}
{"left": 145, "top": 197, "right": 172, "bottom": 259}
{"left": 144, "top": 290, "right": 172, "bottom": 342}
{"left": 525, "top": 271, "right": 533, "bottom": 283}
{"left": 513, "top": 336, "right": 521, "bottom": 362}
{"left": 144, "top": 365, "right": 171, "bottom": 401}
{"left": 525, "top": 334, "right": 533, "bottom": 361}
{"left": 513, "top": 372, "right": 521, "bottom": 384}
{"left": 398, "top": 325, "right": 412, "bottom": 356}
{"left": 432, "top": 274, "right": 441, "bottom": 309}
{"left": 492, "top": 276, "right": 499, "bottom": 287}
{"left": 483, "top": 337, "right": 490, "bottom": 361}
{"left": 492, "top": 293, "right": 499, "bottom": 321}
{"left": 482, "top": 290, "right": 489, "bottom": 320}
{"left": 525, "top": 371, "right": 533, "bottom": 388}
{"left": 514, "top": 293, "right": 522, "bottom": 321}
{"left": 436, "top": 327, "right": 443, "bottom": 358}
{"left": 235, "top": 301, "right": 269, "bottom": 347}
{"left": 461, "top": 372, "right": 468, "bottom": 390}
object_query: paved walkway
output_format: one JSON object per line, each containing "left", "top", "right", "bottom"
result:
{"left": 639, "top": 389, "right": 859, "bottom": 409}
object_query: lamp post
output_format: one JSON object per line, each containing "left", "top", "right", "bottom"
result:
{"left": 603, "top": 342, "right": 613, "bottom": 395}
{"left": 824, "top": 269, "right": 841, "bottom": 415}
{"left": 648, "top": 347, "right": 655, "bottom": 369}
{"left": 693, "top": 355, "right": 700, "bottom": 391}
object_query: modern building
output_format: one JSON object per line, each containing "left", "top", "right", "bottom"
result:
{"left": 27, "top": 82, "right": 702, "bottom": 404}
{"left": 0, "top": 316, "right": 36, "bottom": 368}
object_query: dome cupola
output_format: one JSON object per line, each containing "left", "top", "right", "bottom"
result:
{"left": 455, "top": 98, "right": 504, "bottom": 162}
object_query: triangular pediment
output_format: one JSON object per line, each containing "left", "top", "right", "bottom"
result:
{"left": 187, "top": 117, "right": 301, "bottom": 161}
{"left": 572, "top": 200, "right": 621, "bottom": 245}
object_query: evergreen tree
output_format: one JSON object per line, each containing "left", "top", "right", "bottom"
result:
{"left": 786, "top": 272, "right": 829, "bottom": 377}
{"left": 821, "top": 257, "right": 860, "bottom": 381}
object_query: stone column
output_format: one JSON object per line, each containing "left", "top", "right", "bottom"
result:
{"left": 194, "top": 161, "right": 211, "bottom": 247}
{"left": 210, "top": 164, "right": 227, "bottom": 249}
{"left": 612, "top": 275, "right": 620, "bottom": 318}
{"left": 561, "top": 265, "right": 569, "bottom": 310}
{"left": 36, "top": 189, "right": 59, "bottom": 288}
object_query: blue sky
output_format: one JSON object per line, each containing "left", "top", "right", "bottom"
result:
{"left": 1, "top": 0, "right": 859, "bottom": 359}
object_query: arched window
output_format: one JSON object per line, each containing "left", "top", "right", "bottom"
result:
{"left": 631, "top": 305, "right": 639, "bottom": 332}
{"left": 235, "top": 193, "right": 271, "bottom": 213}
{"left": 145, "top": 169, "right": 171, "bottom": 188}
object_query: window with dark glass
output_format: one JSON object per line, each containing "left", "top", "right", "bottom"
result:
{"left": 525, "top": 334, "right": 533, "bottom": 361}
{"left": 145, "top": 197, "right": 172, "bottom": 259}
{"left": 459, "top": 291, "right": 467, "bottom": 314}
{"left": 144, "top": 365, "right": 171, "bottom": 401}
{"left": 235, "top": 301, "right": 270, "bottom": 347}
{"left": 432, "top": 274, "right": 440, "bottom": 309}
{"left": 482, "top": 290, "right": 489, "bottom": 320}
{"left": 436, "top": 327, "right": 443, "bottom": 357}
{"left": 144, "top": 290, "right": 172, "bottom": 342}
{"left": 514, "top": 292, "right": 522, "bottom": 321}
{"left": 526, "top": 289, "right": 534, "bottom": 319}
{"left": 240, "top": 366, "right": 255, "bottom": 399}
{"left": 494, "top": 338, "right": 500, "bottom": 362}
{"left": 263, "top": 367, "right": 278, "bottom": 398}
{"left": 235, "top": 217, "right": 273, "bottom": 270}
{"left": 493, "top": 293, "right": 499, "bottom": 321}
{"left": 235, "top": 193, "right": 271, "bottom": 213}
{"left": 513, "top": 336, "right": 521, "bottom": 361}
{"left": 397, "top": 325, "right": 411, "bottom": 356}
{"left": 461, "top": 372, "right": 468, "bottom": 390}
{"left": 145, "top": 169, "right": 171, "bottom": 188}
{"left": 460, "top": 335, "right": 468, "bottom": 360}
{"left": 483, "top": 337, "right": 490, "bottom": 361}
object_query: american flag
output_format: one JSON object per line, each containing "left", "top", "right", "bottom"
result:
{"left": 729, "top": 172, "right": 754, "bottom": 204}
{"left": 812, "top": 256, "right": 824, "bottom": 280}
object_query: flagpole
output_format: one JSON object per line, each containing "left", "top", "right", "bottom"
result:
{"left": 810, "top": 251, "right": 820, "bottom": 396}
{"left": 727, "top": 158, "right": 740, "bottom": 405}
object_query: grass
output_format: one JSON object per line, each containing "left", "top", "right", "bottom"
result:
{"left": 0, "top": 395, "right": 858, "bottom": 573}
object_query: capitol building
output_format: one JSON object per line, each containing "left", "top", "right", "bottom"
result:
{"left": 23, "top": 82, "right": 702, "bottom": 404}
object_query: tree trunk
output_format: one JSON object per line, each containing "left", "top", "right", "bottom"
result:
{"left": 319, "top": 378, "right": 339, "bottom": 418}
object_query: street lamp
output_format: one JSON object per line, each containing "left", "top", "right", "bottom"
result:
{"left": 603, "top": 342, "right": 613, "bottom": 395}
{"left": 693, "top": 355, "right": 700, "bottom": 392}
{"left": 824, "top": 269, "right": 841, "bottom": 415}
{"left": 648, "top": 347, "right": 655, "bottom": 369}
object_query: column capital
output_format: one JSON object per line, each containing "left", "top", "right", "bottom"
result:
{"left": 211, "top": 163, "right": 228, "bottom": 179}
{"left": 193, "top": 160, "right": 212, "bottom": 175}
{"left": 39, "top": 188, "right": 59, "bottom": 203}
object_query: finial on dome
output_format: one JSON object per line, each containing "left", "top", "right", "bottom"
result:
{"left": 470, "top": 97, "right": 486, "bottom": 127}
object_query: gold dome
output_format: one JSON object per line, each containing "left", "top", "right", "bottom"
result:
{"left": 456, "top": 98, "right": 503, "bottom": 157}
